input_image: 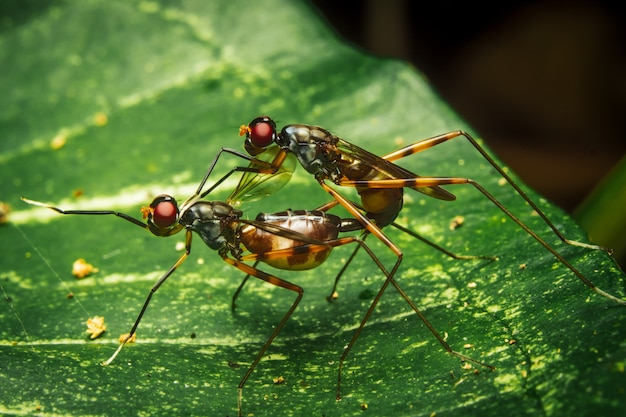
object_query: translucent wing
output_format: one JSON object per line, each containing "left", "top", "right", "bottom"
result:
{"left": 237, "top": 218, "right": 328, "bottom": 246}
{"left": 227, "top": 146, "right": 298, "bottom": 207}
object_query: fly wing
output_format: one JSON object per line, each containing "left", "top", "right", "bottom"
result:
{"left": 227, "top": 146, "right": 298, "bottom": 207}
{"left": 238, "top": 219, "right": 329, "bottom": 246}
{"left": 337, "top": 139, "right": 456, "bottom": 201}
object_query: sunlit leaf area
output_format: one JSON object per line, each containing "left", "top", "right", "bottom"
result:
{"left": 1, "top": 1, "right": 625, "bottom": 416}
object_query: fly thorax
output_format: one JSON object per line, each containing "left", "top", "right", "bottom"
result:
{"left": 282, "top": 124, "right": 342, "bottom": 178}
{"left": 290, "top": 141, "right": 323, "bottom": 175}
{"left": 180, "top": 202, "right": 240, "bottom": 251}
{"left": 196, "top": 221, "right": 227, "bottom": 250}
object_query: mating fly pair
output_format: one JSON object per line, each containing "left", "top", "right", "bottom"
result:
{"left": 22, "top": 142, "right": 491, "bottom": 416}
{"left": 22, "top": 116, "right": 625, "bottom": 415}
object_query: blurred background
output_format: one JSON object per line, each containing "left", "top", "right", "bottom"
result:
{"left": 310, "top": 0, "right": 625, "bottom": 214}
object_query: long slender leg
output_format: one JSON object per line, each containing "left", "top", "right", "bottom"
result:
{"left": 195, "top": 148, "right": 268, "bottom": 195}
{"left": 383, "top": 130, "right": 611, "bottom": 253}
{"left": 20, "top": 197, "right": 149, "bottom": 229}
{"left": 335, "top": 271, "right": 496, "bottom": 401}
{"left": 323, "top": 237, "right": 495, "bottom": 399}
{"left": 315, "top": 194, "right": 497, "bottom": 298}
{"left": 19, "top": 198, "right": 199, "bottom": 362}
{"left": 230, "top": 260, "right": 258, "bottom": 311}
{"left": 219, "top": 255, "right": 303, "bottom": 417}
{"left": 389, "top": 221, "right": 497, "bottom": 261}
{"left": 229, "top": 232, "right": 495, "bottom": 403}
{"left": 175, "top": 148, "right": 276, "bottom": 207}
{"left": 101, "top": 229, "right": 193, "bottom": 365}
{"left": 305, "top": 236, "right": 497, "bottom": 399}
{"left": 338, "top": 176, "right": 626, "bottom": 305}
{"left": 318, "top": 181, "right": 411, "bottom": 324}
{"left": 310, "top": 184, "right": 413, "bottom": 387}
{"left": 326, "top": 237, "right": 365, "bottom": 301}
{"left": 327, "top": 223, "right": 497, "bottom": 301}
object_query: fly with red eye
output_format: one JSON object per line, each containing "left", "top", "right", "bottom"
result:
{"left": 21, "top": 150, "right": 496, "bottom": 416}
{"left": 20, "top": 113, "right": 625, "bottom": 415}
{"left": 236, "top": 116, "right": 626, "bottom": 308}
{"left": 149, "top": 195, "right": 179, "bottom": 229}
{"left": 244, "top": 116, "right": 275, "bottom": 148}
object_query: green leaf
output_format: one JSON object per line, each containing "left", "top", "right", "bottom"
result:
{"left": 1, "top": 1, "right": 625, "bottom": 417}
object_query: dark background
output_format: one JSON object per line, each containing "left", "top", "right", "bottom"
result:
{"left": 310, "top": 0, "right": 625, "bottom": 213}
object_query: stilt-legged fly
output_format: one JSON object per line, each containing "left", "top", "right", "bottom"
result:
{"left": 236, "top": 116, "right": 625, "bottom": 307}
{"left": 20, "top": 150, "right": 494, "bottom": 415}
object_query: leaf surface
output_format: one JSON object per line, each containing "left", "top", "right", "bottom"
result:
{"left": 1, "top": 1, "right": 625, "bottom": 416}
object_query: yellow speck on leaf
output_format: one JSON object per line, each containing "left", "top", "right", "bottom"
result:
{"left": 94, "top": 112, "right": 108, "bottom": 126}
{"left": 86, "top": 316, "right": 106, "bottom": 339}
{"left": 449, "top": 215, "right": 465, "bottom": 230}
{"left": 50, "top": 133, "right": 67, "bottom": 150}
{"left": 72, "top": 258, "right": 99, "bottom": 279}
{"left": 119, "top": 333, "right": 137, "bottom": 344}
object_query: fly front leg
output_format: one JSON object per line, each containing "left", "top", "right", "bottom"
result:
{"left": 192, "top": 147, "right": 275, "bottom": 200}
{"left": 21, "top": 197, "right": 150, "bottom": 229}
{"left": 102, "top": 229, "right": 193, "bottom": 366}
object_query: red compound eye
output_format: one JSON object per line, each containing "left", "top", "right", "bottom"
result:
{"left": 248, "top": 116, "right": 276, "bottom": 148}
{"left": 151, "top": 196, "right": 178, "bottom": 228}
